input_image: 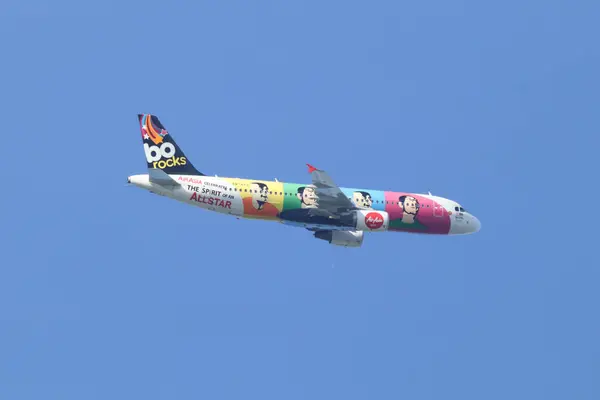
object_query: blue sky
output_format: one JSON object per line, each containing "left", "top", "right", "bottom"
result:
{"left": 1, "top": 1, "right": 599, "bottom": 399}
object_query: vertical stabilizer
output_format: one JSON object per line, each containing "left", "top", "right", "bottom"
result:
{"left": 138, "top": 114, "right": 204, "bottom": 176}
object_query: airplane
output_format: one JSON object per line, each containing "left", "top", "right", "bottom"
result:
{"left": 128, "top": 114, "right": 481, "bottom": 247}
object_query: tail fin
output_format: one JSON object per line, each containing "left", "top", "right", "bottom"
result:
{"left": 137, "top": 114, "right": 204, "bottom": 176}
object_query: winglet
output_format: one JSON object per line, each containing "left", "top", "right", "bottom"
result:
{"left": 307, "top": 163, "right": 318, "bottom": 173}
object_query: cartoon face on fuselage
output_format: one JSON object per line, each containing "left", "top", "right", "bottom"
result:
{"left": 250, "top": 182, "right": 269, "bottom": 210}
{"left": 297, "top": 186, "right": 318, "bottom": 208}
{"left": 398, "top": 195, "right": 419, "bottom": 223}
{"left": 352, "top": 191, "right": 373, "bottom": 209}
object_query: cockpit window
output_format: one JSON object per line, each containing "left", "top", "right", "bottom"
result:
{"left": 459, "top": 207, "right": 466, "bottom": 212}
{"left": 454, "top": 206, "right": 459, "bottom": 211}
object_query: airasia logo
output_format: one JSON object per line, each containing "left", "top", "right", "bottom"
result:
{"left": 364, "top": 212, "right": 384, "bottom": 229}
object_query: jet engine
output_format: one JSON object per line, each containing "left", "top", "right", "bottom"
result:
{"left": 314, "top": 230, "right": 364, "bottom": 247}
{"left": 351, "top": 210, "right": 389, "bottom": 232}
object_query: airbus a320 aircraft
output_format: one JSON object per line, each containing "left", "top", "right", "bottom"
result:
{"left": 128, "top": 114, "right": 481, "bottom": 247}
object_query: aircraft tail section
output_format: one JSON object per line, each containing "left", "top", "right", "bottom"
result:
{"left": 138, "top": 114, "right": 204, "bottom": 176}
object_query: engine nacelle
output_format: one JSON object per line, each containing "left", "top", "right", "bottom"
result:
{"left": 353, "top": 210, "right": 389, "bottom": 232}
{"left": 314, "top": 230, "right": 364, "bottom": 247}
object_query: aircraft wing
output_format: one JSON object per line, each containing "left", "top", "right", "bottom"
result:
{"left": 307, "top": 164, "right": 356, "bottom": 215}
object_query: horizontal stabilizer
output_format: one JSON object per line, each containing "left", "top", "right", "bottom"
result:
{"left": 148, "top": 168, "right": 178, "bottom": 186}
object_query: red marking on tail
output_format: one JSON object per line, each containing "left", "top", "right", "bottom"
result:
{"left": 307, "top": 163, "right": 317, "bottom": 173}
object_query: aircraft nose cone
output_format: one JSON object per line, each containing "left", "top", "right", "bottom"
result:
{"left": 449, "top": 214, "right": 481, "bottom": 235}
{"left": 472, "top": 216, "right": 481, "bottom": 233}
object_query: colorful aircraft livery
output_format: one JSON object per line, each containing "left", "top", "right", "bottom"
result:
{"left": 128, "top": 114, "right": 481, "bottom": 247}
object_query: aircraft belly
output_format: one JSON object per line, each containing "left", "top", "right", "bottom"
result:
{"left": 280, "top": 220, "right": 352, "bottom": 231}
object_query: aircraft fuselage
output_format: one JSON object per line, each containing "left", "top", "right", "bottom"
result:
{"left": 128, "top": 174, "right": 480, "bottom": 236}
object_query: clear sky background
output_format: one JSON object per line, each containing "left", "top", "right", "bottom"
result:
{"left": 1, "top": 1, "right": 599, "bottom": 399}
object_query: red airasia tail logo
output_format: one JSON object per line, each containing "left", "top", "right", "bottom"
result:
{"left": 365, "top": 212, "right": 384, "bottom": 229}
